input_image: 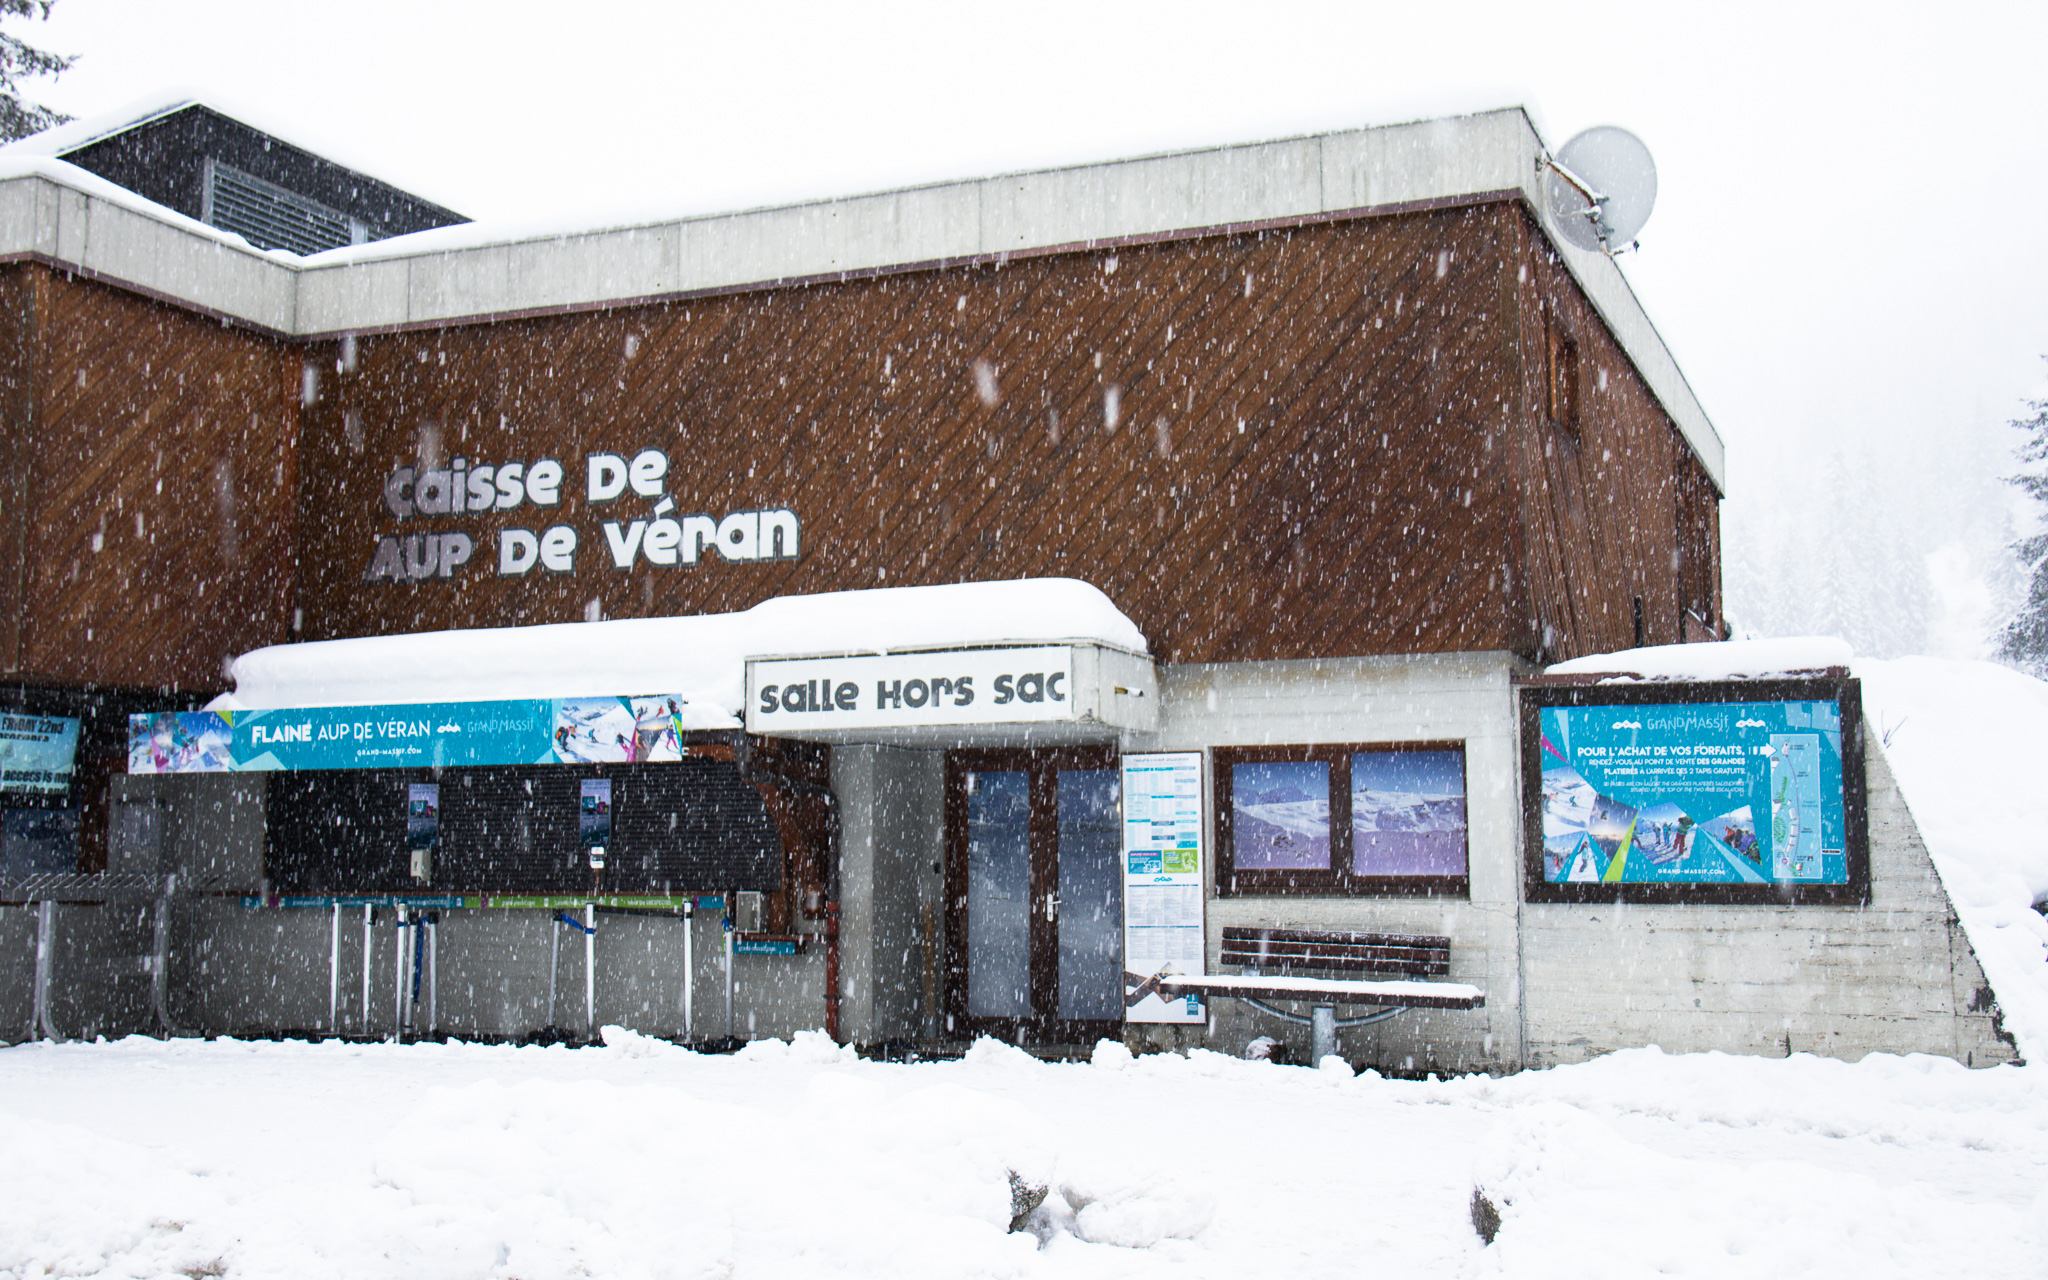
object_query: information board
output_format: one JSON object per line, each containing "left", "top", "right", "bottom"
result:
{"left": 1121, "top": 752, "right": 1206, "bottom": 1024}
{"left": 1522, "top": 678, "right": 1867, "bottom": 905}
{"left": 0, "top": 712, "right": 80, "bottom": 795}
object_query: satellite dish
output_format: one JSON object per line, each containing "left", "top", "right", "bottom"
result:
{"left": 1543, "top": 126, "right": 1657, "bottom": 254}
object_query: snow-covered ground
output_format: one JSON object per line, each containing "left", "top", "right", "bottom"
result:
{"left": 6, "top": 653, "right": 2047, "bottom": 1277}
{"left": 0, "top": 1032, "right": 2042, "bottom": 1279}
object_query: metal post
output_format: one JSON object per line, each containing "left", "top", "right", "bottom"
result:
{"left": 584, "top": 902, "right": 596, "bottom": 1041}
{"left": 427, "top": 913, "right": 438, "bottom": 1037}
{"left": 361, "top": 904, "right": 373, "bottom": 1034}
{"left": 681, "top": 900, "right": 694, "bottom": 1042}
{"left": 33, "top": 899, "right": 64, "bottom": 1043}
{"left": 150, "top": 878, "right": 176, "bottom": 1037}
{"left": 547, "top": 910, "right": 560, "bottom": 1033}
{"left": 328, "top": 903, "right": 341, "bottom": 1034}
{"left": 723, "top": 905, "right": 735, "bottom": 1042}
{"left": 392, "top": 905, "right": 408, "bottom": 1042}
{"left": 1311, "top": 1004, "right": 1337, "bottom": 1066}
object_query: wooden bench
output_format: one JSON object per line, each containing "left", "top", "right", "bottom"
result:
{"left": 1129, "top": 927, "right": 1484, "bottom": 1064}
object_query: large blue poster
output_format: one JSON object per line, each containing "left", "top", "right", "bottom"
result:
{"left": 1538, "top": 698, "right": 1847, "bottom": 886}
{"left": 128, "top": 695, "right": 703, "bottom": 774}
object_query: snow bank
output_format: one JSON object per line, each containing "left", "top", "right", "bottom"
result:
{"left": 216, "top": 578, "right": 1148, "bottom": 714}
{"left": 1544, "top": 635, "right": 1853, "bottom": 680}
{"left": 1858, "top": 657, "right": 2048, "bottom": 1061}
{"left": 3, "top": 1036, "right": 2044, "bottom": 1278}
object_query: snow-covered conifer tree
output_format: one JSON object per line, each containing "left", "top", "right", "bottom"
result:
{"left": 0, "top": 1, "right": 71, "bottom": 143}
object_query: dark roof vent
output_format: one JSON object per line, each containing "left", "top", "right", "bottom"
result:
{"left": 51, "top": 102, "right": 465, "bottom": 253}
{"left": 202, "top": 159, "right": 363, "bottom": 255}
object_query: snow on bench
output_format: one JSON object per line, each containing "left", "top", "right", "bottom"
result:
{"left": 1152, "top": 972, "right": 1486, "bottom": 1011}
{"left": 1131, "top": 927, "right": 1485, "bottom": 1062}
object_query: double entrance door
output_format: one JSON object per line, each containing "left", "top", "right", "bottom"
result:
{"left": 945, "top": 748, "right": 1124, "bottom": 1044}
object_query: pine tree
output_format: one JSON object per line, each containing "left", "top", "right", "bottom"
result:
{"left": 0, "top": 1, "right": 72, "bottom": 143}
{"left": 2000, "top": 388, "right": 2048, "bottom": 673}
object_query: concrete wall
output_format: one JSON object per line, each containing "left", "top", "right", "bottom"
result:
{"left": 1518, "top": 737, "right": 2015, "bottom": 1069}
{"left": 1147, "top": 657, "right": 2015, "bottom": 1072}
{"left": 1150, "top": 652, "right": 1526, "bottom": 1073}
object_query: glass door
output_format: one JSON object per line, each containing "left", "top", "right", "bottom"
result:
{"left": 946, "top": 748, "right": 1123, "bottom": 1043}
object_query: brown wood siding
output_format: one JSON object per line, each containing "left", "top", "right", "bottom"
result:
{"left": 295, "top": 204, "right": 1530, "bottom": 664}
{"left": 8, "top": 266, "right": 301, "bottom": 689}
{"left": 1506, "top": 209, "right": 1722, "bottom": 661}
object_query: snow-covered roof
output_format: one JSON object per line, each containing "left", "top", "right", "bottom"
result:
{"left": 1542, "top": 637, "right": 1855, "bottom": 682}
{"left": 214, "top": 578, "right": 1148, "bottom": 714}
{"left": 0, "top": 101, "right": 1724, "bottom": 489}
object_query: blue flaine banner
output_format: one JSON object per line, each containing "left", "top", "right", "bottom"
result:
{"left": 1538, "top": 698, "right": 1847, "bottom": 886}
{"left": 0, "top": 712, "right": 81, "bottom": 794}
{"left": 129, "top": 695, "right": 707, "bottom": 774}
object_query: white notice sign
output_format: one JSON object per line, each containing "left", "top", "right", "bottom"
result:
{"left": 1122, "top": 751, "right": 1206, "bottom": 1024}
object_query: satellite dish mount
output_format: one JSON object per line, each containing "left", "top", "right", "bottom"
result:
{"left": 1541, "top": 125, "right": 1658, "bottom": 255}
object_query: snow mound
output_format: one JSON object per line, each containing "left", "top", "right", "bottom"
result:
{"left": 1859, "top": 656, "right": 2048, "bottom": 1061}
{"left": 1544, "top": 635, "right": 1853, "bottom": 681}
{"left": 733, "top": 1029, "right": 859, "bottom": 1064}
{"left": 1471, "top": 1101, "right": 2033, "bottom": 1276}
{"left": 1058, "top": 1163, "right": 1216, "bottom": 1248}
{"left": 598, "top": 1024, "right": 685, "bottom": 1058}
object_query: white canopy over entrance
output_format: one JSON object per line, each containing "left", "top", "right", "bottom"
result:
{"left": 214, "top": 579, "right": 1151, "bottom": 732}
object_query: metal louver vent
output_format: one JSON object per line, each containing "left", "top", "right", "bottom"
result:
{"left": 202, "top": 158, "right": 364, "bottom": 256}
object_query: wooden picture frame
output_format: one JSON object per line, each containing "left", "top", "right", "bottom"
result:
{"left": 1214, "top": 742, "right": 1470, "bottom": 899}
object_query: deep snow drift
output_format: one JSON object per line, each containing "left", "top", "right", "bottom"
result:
{"left": 0, "top": 1033, "right": 2042, "bottom": 1279}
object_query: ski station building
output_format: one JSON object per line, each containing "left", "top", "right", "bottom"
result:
{"left": 0, "top": 98, "right": 2016, "bottom": 1070}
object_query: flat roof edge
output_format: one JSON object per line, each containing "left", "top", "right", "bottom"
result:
{"left": 0, "top": 106, "right": 1723, "bottom": 488}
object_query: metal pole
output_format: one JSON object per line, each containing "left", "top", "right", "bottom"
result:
{"left": 584, "top": 902, "right": 596, "bottom": 1041}
{"left": 361, "top": 904, "right": 373, "bottom": 1034}
{"left": 393, "top": 905, "right": 408, "bottom": 1042}
{"left": 150, "top": 878, "right": 176, "bottom": 1037}
{"left": 723, "top": 903, "right": 735, "bottom": 1042}
{"left": 427, "top": 914, "right": 438, "bottom": 1038}
{"left": 1311, "top": 1004, "right": 1337, "bottom": 1066}
{"left": 681, "top": 900, "right": 694, "bottom": 1042}
{"left": 547, "top": 910, "right": 560, "bottom": 1033}
{"left": 328, "top": 903, "right": 341, "bottom": 1034}
{"left": 33, "top": 899, "right": 63, "bottom": 1043}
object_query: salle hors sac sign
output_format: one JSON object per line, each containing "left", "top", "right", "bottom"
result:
{"left": 364, "top": 447, "right": 799, "bottom": 584}
{"left": 746, "top": 647, "right": 1077, "bottom": 732}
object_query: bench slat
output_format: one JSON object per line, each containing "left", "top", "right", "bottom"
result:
{"left": 1222, "top": 927, "right": 1447, "bottom": 948}
{"left": 1219, "top": 926, "right": 1450, "bottom": 976}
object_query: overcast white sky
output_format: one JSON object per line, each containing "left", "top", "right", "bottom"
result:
{"left": 23, "top": 0, "right": 2048, "bottom": 656}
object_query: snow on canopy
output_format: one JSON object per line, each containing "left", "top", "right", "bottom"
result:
{"left": 1545, "top": 636, "right": 1854, "bottom": 681}
{"left": 213, "top": 577, "right": 1148, "bottom": 717}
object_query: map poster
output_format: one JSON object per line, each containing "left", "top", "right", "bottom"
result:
{"left": 1523, "top": 678, "right": 1867, "bottom": 904}
{"left": 1121, "top": 752, "right": 1206, "bottom": 1024}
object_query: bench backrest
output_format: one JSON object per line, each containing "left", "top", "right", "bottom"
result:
{"left": 1219, "top": 926, "right": 1449, "bottom": 977}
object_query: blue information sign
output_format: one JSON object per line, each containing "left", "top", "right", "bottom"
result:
{"left": 1537, "top": 697, "right": 1848, "bottom": 887}
{"left": 129, "top": 694, "right": 709, "bottom": 774}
